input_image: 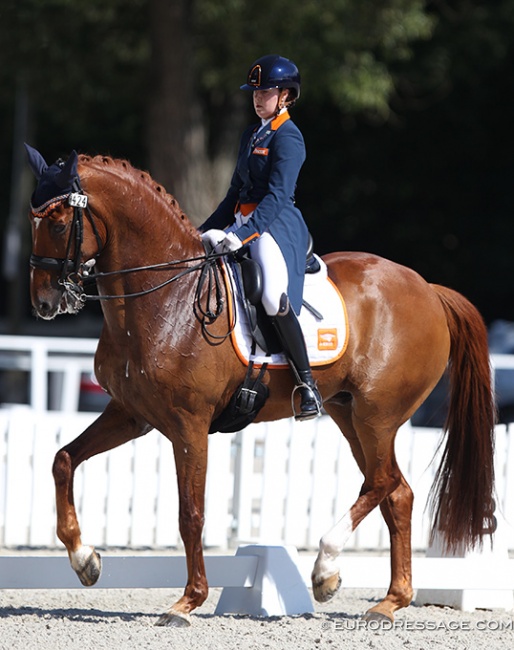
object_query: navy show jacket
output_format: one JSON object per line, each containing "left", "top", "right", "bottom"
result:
{"left": 200, "top": 111, "right": 310, "bottom": 313}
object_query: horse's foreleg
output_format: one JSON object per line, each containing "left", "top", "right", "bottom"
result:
{"left": 156, "top": 437, "right": 209, "bottom": 627}
{"left": 53, "top": 401, "right": 150, "bottom": 586}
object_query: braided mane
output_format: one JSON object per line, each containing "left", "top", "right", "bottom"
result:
{"left": 78, "top": 154, "right": 189, "bottom": 221}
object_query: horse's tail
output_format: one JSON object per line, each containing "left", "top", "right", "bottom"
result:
{"left": 428, "top": 284, "right": 496, "bottom": 551}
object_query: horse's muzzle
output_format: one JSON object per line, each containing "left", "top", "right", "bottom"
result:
{"left": 32, "top": 290, "right": 64, "bottom": 320}
{"left": 31, "top": 276, "right": 83, "bottom": 320}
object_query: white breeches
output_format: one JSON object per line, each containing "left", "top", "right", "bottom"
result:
{"left": 250, "top": 232, "right": 288, "bottom": 316}
{"left": 229, "top": 212, "right": 289, "bottom": 316}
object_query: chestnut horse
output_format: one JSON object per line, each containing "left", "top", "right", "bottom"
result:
{"left": 26, "top": 148, "right": 495, "bottom": 627}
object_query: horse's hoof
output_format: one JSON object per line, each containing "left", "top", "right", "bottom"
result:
{"left": 312, "top": 572, "right": 342, "bottom": 603}
{"left": 362, "top": 610, "right": 393, "bottom": 624}
{"left": 155, "top": 609, "right": 192, "bottom": 627}
{"left": 71, "top": 547, "right": 102, "bottom": 586}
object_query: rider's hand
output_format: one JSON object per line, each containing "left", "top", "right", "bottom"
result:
{"left": 214, "top": 232, "right": 242, "bottom": 254}
{"left": 201, "top": 229, "right": 242, "bottom": 254}
{"left": 200, "top": 229, "right": 227, "bottom": 253}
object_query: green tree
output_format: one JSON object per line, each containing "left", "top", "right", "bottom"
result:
{"left": 2, "top": 0, "right": 514, "bottom": 327}
{"left": 1, "top": 0, "right": 437, "bottom": 232}
{"left": 0, "top": 0, "right": 149, "bottom": 158}
{"left": 0, "top": 0, "right": 151, "bottom": 328}
{"left": 307, "top": 0, "right": 514, "bottom": 322}
{"left": 156, "top": 0, "right": 437, "bottom": 220}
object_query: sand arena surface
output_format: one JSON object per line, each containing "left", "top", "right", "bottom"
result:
{"left": 1, "top": 585, "right": 513, "bottom": 650}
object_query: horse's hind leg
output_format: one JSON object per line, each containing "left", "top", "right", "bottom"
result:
{"left": 53, "top": 401, "right": 151, "bottom": 586}
{"left": 312, "top": 405, "right": 414, "bottom": 621}
{"left": 363, "top": 477, "right": 414, "bottom": 621}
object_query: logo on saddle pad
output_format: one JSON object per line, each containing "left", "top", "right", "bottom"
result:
{"left": 317, "top": 328, "right": 338, "bottom": 351}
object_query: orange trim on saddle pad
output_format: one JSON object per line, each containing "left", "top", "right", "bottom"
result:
{"left": 219, "top": 257, "right": 350, "bottom": 369}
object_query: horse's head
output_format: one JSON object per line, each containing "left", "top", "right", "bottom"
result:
{"left": 25, "top": 145, "right": 102, "bottom": 320}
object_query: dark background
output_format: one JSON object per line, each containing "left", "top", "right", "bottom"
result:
{"left": 1, "top": 0, "right": 513, "bottom": 335}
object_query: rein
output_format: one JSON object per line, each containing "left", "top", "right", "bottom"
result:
{"left": 83, "top": 256, "right": 213, "bottom": 300}
{"left": 30, "top": 172, "right": 232, "bottom": 341}
{"left": 88, "top": 254, "right": 231, "bottom": 342}
{"left": 88, "top": 253, "right": 230, "bottom": 341}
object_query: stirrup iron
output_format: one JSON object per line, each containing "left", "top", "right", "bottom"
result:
{"left": 291, "top": 382, "right": 322, "bottom": 421}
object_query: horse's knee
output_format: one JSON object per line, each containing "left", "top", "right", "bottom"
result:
{"left": 52, "top": 449, "right": 72, "bottom": 487}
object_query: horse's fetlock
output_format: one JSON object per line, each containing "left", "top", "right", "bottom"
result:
{"left": 186, "top": 582, "right": 209, "bottom": 605}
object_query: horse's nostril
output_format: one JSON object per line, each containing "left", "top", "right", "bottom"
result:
{"left": 34, "top": 300, "right": 55, "bottom": 319}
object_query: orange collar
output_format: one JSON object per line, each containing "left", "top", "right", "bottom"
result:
{"left": 270, "top": 111, "right": 290, "bottom": 131}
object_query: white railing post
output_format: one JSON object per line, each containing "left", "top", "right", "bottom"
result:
{"left": 231, "top": 428, "right": 256, "bottom": 544}
{"left": 30, "top": 341, "right": 48, "bottom": 411}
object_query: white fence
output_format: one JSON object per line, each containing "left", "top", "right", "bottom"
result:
{"left": 0, "top": 335, "right": 97, "bottom": 411}
{"left": 1, "top": 335, "right": 514, "bottom": 552}
{"left": 1, "top": 408, "right": 513, "bottom": 552}
{"left": 1, "top": 333, "right": 513, "bottom": 415}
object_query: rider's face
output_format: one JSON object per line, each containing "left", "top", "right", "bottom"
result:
{"left": 253, "top": 88, "right": 287, "bottom": 120}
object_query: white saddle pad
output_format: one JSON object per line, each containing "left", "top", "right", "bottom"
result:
{"left": 226, "top": 255, "right": 349, "bottom": 368}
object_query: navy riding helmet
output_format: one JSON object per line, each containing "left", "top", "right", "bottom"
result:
{"left": 240, "top": 55, "right": 301, "bottom": 99}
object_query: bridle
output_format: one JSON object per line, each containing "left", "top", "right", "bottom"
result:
{"left": 29, "top": 171, "right": 231, "bottom": 339}
{"left": 29, "top": 173, "right": 103, "bottom": 285}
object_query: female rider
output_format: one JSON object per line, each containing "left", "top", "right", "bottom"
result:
{"left": 199, "top": 54, "right": 321, "bottom": 420}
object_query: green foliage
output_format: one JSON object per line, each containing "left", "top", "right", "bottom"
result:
{"left": 194, "top": 0, "right": 435, "bottom": 117}
{"left": 0, "top": 0, "right": 438, "bottom": 156}
{"left": 2, "top": 0, "right": 514, "bottom": 324}
{"left": 0, "top": 0, "right": 149, "bottom": 159}
{"left": 296, "top": 1, "right": 514, "bottom": 322}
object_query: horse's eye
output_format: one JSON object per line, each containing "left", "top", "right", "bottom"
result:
{"left": 51, "top": 222, "right": 68, "bottom": 236}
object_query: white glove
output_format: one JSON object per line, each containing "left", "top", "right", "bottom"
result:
{"left": 201, "top": 229, "right": 242, "bottom": 254}
{"left": 214, "top": 231, "right": 242, "bottom": 254}
{"left": 201, "top": 229, "right": 227, "bottom": 253}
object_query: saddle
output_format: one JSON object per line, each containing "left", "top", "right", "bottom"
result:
{"left": 209, "top": 237, "right": 321, "bottom": 435}
{"left": 231, "top": 235, "right": 321, "bottom": 356}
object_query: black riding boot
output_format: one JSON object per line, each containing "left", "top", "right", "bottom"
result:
{"left": 272, "top": 294, "right": 322, "bottom": 420}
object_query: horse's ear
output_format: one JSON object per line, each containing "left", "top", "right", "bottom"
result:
{"left": 24, "top": 143, "right": 48, "bottom": 180}
{"left": 55, "top": 150, "right": 78, "bottom": 189}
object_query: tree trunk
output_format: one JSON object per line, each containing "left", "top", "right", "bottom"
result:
{"left": 146, "top": 0, "right": 249, "bottom": 226}
{"left": 146, "top": 0, "right": 206, "bottom": 223}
